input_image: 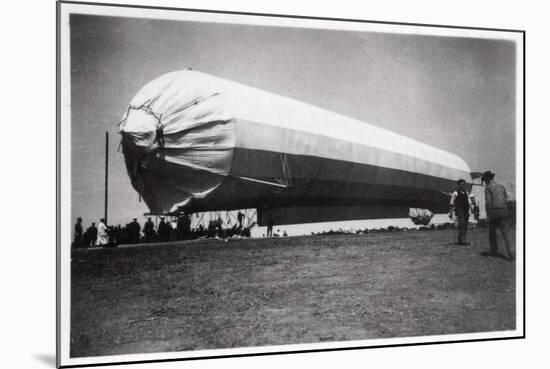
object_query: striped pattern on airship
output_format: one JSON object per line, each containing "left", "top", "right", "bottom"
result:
{"left": 119, "top": 70, "right": 471, "bottom": 224}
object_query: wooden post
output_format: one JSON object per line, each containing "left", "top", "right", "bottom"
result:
{"left": 105, "top": 132, "right": 109, "bottom": 225}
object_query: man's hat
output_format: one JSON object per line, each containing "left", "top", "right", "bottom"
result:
{"left": 456, "top": 178, "right": 466, "bottom": 184}
{"left": 481, "top": 170, "right": 495, "bottom": 182}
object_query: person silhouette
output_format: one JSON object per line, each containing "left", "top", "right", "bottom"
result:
{"left": 266, "top": 214, "right": 274, "bottom": 237}
{"left": 449, "top": 179, "right": 473, "bottom": 245}
{"left": 96, "top": 218, "right": 109, "bottom": 246}
{"left": 88, "top": 222, "right": 98, "bottom": 247}
{"left": 73, "top": 217, "right": 83, "bottom": 248}
{"left": 144, "top": 217, "right": 155, "bottom": 243}
{"left": 482, "top": 171, "right": 514, "bottom": 261}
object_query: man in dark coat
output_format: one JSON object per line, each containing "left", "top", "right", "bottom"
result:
{"left": 129, "top": 218, "right": 141, "bottom": 243}
{"left": 184, "top": 214, "right": 191, "bottom": 236}
{"left": 88, "top": 222, "right": 98, "bottom": 247}
{"left": 176, "top": 215, "right": 185, "bottom": 241}
{"left": 266, "top": 214, "right": 274, "bottom": 237}
{"left": 449, "top": 179, "right": 473, "bottom": 245}
{"left": 143, "top": 217, "right": 155, "bottom": 243}
{"left": 73, "top": 217, "right": 83, "bottom": 248}
{"left": 237, "top": 211, "right": 245, "bottom": 229}
{"left": 158, "top": 217, "right": 170, "bottom": 242}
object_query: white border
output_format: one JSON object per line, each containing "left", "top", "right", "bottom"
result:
{"left": 60, "top": 2, "right": 522, "bottom": 41}
{"left": 58, "top": 2, "right": 524, "bottom": 367}
{"left": 514, "top": 34, "right": 524, "bottom": 344}
{"left": 59, "top": 3, "right": 72, "bottom": 366}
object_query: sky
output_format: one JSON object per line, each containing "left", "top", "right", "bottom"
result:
{"left": 69, "top": 13, "right": 517, "bottom": 229}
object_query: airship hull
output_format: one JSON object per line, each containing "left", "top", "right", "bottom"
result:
{"left": 119, "top": 70, "right": 471, "bottom": 223}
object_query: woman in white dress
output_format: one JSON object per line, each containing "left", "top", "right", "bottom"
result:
{"left": 96, "top": 218, "right": 110, "bottom": 246}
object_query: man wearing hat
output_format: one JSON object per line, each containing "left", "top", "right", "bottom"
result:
{"left": 73, "top": 217, "right": 83, "bottom": 248}
{"left": 482, "top": 171, "right": 514, "bottom": 260}
{"left": 129, "top": 218, "right": 141, "bottom": 244}
{"left": 449, "top": 179, "right": 473, "bottom": 245}
{"left": 158, "top": 216, "right": 170, "bottom": 242}
{"left": 143, "top": 217, "right": 155, "bottom": 243}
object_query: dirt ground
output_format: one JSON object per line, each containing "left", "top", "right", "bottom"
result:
{"left": 70, "top": 227, "right": 516, "bottom": 357}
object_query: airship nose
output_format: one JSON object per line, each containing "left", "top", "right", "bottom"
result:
{"left": 119, "top": 107, "right": 160, "bottom": 158}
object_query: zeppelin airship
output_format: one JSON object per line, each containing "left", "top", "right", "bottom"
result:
{"left": 118, "top": 69, "right": 472, "bottom": 226}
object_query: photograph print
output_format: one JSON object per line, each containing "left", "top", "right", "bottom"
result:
{"left": 57, "top": 1, "right": 524, "bottom": 367}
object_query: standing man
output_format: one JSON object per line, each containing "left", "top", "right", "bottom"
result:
{"left": 158, "top": 217, "right": 169, "bottom": 242}
{"left": 73, "top": 217, "right": 84, "bottom": 248}
{"left": 88, "top": 222, "right": 98, "bottom": 247}
{"left": 143, "top": 217, "right": 155, "bottom": 243}
{"left": 266, "top": 214, "right": 274, "bottom": 237}
{"left": 471, "top": 195, "right": 481, "bottom": 221}
{"left": 237, "top": 211, "right": 245, "bottom": 229}
{"left": 183, "top": 213, "right": 191, "bottom": 239}
{"left": 127, "top": 218, "right": 141, "bottom": 243}
{"left": 96, "top": 218, "right": 109, "bottom": 246}
{"left": 176, "top": 215, "right": 185, "bottom": 241}
{"left": 449, "top": 179, "right": 473, "bottom": 245}
{"left": 482, "top": 171, "right": 514, "bottom": 260}
{"left": 215, "top": 216, "right": 223, "bottom": 238}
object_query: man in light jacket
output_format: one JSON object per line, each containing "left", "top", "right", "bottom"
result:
{"left": 482, "top": 171, "right": 513, "bottom": 261}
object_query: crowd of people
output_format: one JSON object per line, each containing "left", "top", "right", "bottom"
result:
{"left": 72, "top": 212, "right": 253, "bottom": 249}
{"left": 72, "top": 171, "right": 514, "bottom": 261}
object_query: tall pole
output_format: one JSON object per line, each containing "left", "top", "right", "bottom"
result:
{"left": 105, "top": 131, "right": 109, "bottom": 225}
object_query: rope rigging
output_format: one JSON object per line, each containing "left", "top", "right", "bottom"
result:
{"left": 274, "top": 153, "right": 293, "bottom": 190}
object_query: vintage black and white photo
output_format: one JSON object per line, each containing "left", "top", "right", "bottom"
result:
{"left": 57, "top": 2, "right": 524, "bottom": 367}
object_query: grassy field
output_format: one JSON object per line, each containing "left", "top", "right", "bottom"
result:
{"left": 70, "top": 227, "right": 516, "bottom": 357}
